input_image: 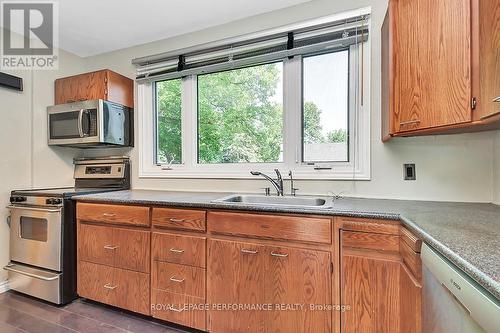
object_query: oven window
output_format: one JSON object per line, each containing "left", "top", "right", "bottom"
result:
{"left": 20, "top": 217, "right": 48, "bottom": 242}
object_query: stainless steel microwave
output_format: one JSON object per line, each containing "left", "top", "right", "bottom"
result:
{"left": 47, "top": 99, "right": 133, "bottom": 148}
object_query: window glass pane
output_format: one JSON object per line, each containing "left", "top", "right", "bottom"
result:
{"left": 198, "top": 63, "right": 283, "bottom": 164}
{"left": 303, "top": 50, "right": 349, "bottom": 162}
{"left": 156, "top": 79, "right": 182, "bottom": 164}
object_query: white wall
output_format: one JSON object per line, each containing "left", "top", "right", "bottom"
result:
{"left": 494, "top": 131, "right": 500, "bottom": 205}
{"left": 0, "top": 28, "right": 85, "bottom": 283}
{"left": 81, "top": 0, "right": 498, "bottom": 203}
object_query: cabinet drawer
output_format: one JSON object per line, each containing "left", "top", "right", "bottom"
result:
{"left": 77, "top": 203, "right": 150, "bottom": 227}
{"left": 78, "top": 261, "right": 150, "bottom": 315}
{"left": 79, "top": 224, "right": 150, "bottom": 273}
{"left": 342, "top": 231, "right": 400, "bottom": 252}
{"left": 400, "top": 227, "right": 422, "bottom": 253}
{"left": 79, "top": 224, "right": 114, "bottom": 266}
{"left": 78, "top": 261, "right": 114, "bottom": 305}
{"left": 113, "top": 228, "right": 150, "bottom": 273}
{"left": 339, "top": 217, "right": 400, "bottom": 235}
{"left": 208, "top": 211, "right": 332, "bottom": 244}
{"left": 152, "top": 208, "right": 206, "bottom": 232}
{"left": 152, "top": 262, "right": 205, "bottom": 299}
{"left": 400, "top": 239, "right": 422, "bottom": 281}
{"left": 152, "top": 232, "right": 206, "bottom": 268}
{"left": 113, "top": 266, "right": 150, "bottom": 315}
{"left": 151, "top": 289, "right": 206, "bottom": 331}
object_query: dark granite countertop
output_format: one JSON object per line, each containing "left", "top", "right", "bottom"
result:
{"left": 73, "top": 189, "right": 500, "bottom": 300}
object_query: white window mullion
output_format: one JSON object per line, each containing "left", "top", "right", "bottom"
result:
{"left": 283, "top": 56, "right": 302, "bottom": 169}
{"left": 181, "top": 75, "right": 197, "bottom": 168}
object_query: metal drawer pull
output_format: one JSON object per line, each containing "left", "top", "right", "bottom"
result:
{"left": 169, "top": 218, "right": 185, "bottom": 223}
{"left": 241, "top": 249, "right": 258, "bottom": 254}
{"left": 493, "top": 96, "right": 500, "bottom": 103}
{"left": 169, "top": 248, "right": 185, "bottom": 253}
{"left": 170, "top": 306, "right": 184, "bottom": 313}
{"left": 102, "top": 213, "right": 116, "bottom": 217}
{"left": 399, "top": 119, "right": 421, "bottom": 126}
{"left": 104, "top": 283, "right": 117, "bottom": 290}
{"left": 103, "top": 245, "right": 118, "bottom": 250}
{"left": 169, "top": 276, "right": 185, "bottom": 283}
{"left": 480, "top": 109, "right": 500, "bottom": 120}
{"left": 271, "top": 251, "right": 289, "bottom": 258}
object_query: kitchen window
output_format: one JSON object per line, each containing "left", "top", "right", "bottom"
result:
{"left": 137, "top": 8, "right": 371, "bottom": 179}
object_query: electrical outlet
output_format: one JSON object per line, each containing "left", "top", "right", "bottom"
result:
{"left": 404, "top": 163, "right": 416, "bottom": 180}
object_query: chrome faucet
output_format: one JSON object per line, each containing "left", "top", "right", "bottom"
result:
{"left": 250, "top": 169, "right": 284, "bottom": 196}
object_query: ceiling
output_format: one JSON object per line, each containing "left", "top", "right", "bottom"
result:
{"left": 2, "top": 0, "right": 312, "bottom": 57}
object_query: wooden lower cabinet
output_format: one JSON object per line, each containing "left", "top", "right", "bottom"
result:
{"left": 78, "top": 261, "right": 150, "bottom": 315}
{"left": 341, "top": 230, "right": 422, "bottom": 333}
{"left": 341, "top": 251, "right": 401, "bottom": 332}
{"left": 151, "top": 289, "right": 206, "bottom": 330}
{"left": 207, "top": 239, "right": 332, "bottom": 333}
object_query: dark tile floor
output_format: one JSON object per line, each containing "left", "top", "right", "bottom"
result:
{"left": 0, "top": 291, "right": 195, "bottom": 333}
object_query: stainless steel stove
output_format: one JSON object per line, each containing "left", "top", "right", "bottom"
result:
{"left": 4, "top": 156, "right": 130, "bottom": 304}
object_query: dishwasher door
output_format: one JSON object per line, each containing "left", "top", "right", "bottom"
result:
{"left": 422, "top": 244, "right": 500, "bottom": 333}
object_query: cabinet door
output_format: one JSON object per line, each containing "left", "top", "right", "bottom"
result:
{"left": 400, "top": 264, "right": 422, "bottom": 333}
{"left": 265, "top": 246, "right": 332, "bottom": 333}
{"left": 341, "top": 246, "right": 401, "bottom": 332}
{"left": 77, "top": 261, "right": 115, "bottom": 305}
{"left": 113, "top": 267, "right": 150, "bottom": 315}
{"left": 55, "top": 70, "right": 107, "bottom": 104}
{"left": 208, "top": 239, "right": 266, "bottom": 333}
{"left": 392, "top": 0, "right": 471, "bottom": 132}
{"left": 78, "top": 223, "right": 114, "bottom": 266}
{"left": 113, "top": 228, "right": 150, "bottom": 273}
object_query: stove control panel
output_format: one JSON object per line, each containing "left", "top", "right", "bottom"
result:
{"left": 46, "top": 198, "right": 63, "bottom": 205}
{"left": 10, "top": 196, "right": 26, "bottom": 203}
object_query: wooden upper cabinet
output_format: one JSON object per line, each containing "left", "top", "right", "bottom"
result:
{"left": 55, "top": 69, "right": 133, "bottom": 108}
{"left": 474, "top": 0, "right": 500, "bottom": 122}
{"left": 382, "top": 0, "right": 500, "bottom": 140}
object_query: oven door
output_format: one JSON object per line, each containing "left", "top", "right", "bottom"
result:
{"left": 47, "top": 100, "right": 102, "bottom": 145}
{"left": 8, "top": 205, "right": 63, "bottom": 271}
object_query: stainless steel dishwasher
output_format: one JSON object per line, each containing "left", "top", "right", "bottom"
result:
{"left": 422, "top": 243, "right": 500, "bottom": 333}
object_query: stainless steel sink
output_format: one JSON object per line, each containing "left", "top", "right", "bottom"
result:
{"left": 213, "top": 194, "right": 333, "bottom": 209}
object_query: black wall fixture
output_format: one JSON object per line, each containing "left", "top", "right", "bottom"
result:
{"left": 0, "top": 72, "right": 23, "bottom": 91}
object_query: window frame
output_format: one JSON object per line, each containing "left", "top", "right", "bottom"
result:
{"left": 138, "top": 40, "right": 370, "bottom": 180}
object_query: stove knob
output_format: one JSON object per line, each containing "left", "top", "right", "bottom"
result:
{"left": 46, "top": 198, "right": 62, "bottom": 205}
{"left": 10, "top": 196, "right": 26, "bottom": 203}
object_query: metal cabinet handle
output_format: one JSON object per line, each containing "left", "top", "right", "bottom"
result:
{"left": 169, "top": 218, "right": 185, "bottom": 223}
{"left": 103, "top": 283, "right": 117, "bottom": 290}
{"left": 103, "top": 245, "right": 118, "bottom": 250}
{"left": 241, "top": 249, "right": 258, "bottom": 255}
{"left": 169, "top": 306, "right": 184, "bottom": 313}
{"left": 169, "top": 248, "right": 185, "bottom": 253}
{"left": 399, "top": 119, "right": 421, "bottom": 126}
{"left": 169, "top": 276, "right": 185, "bottom": 283}
{"left": 271, "top": 251, "right": 289, "bottom": 258}
{"left": 493, "top": 96, "right": 500, "bottom": 103}
{"left": 102, "top": 213, "right": 116, "bottom": 217}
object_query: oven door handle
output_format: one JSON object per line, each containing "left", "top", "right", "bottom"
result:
{"left": 77, "top": 109, "right": 89, "bottom": 138}
{"left": 3, "top": 264, "right": 59, "bottom": 281}
{"left": 7, "top": 205, "right": 61, "bottom": 213}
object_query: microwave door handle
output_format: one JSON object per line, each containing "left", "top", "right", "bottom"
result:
{"left": 77, "top": 109, "right": 89, "bottom": 138}
{"left": 77, "top": 109, "right": 84, "bottom": 138}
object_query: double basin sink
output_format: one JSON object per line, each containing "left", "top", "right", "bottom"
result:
{"left": 213, "top": 194, "right": 333, "bottom": 209}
